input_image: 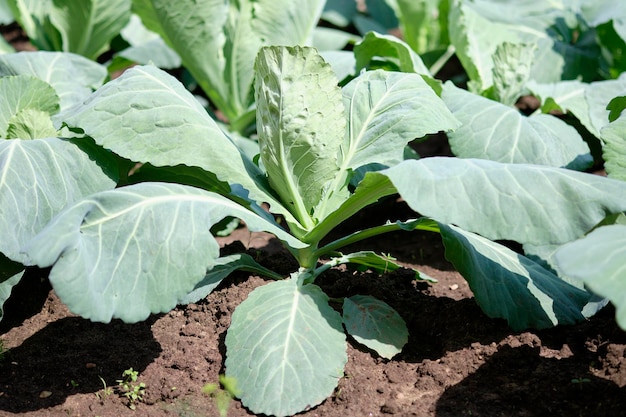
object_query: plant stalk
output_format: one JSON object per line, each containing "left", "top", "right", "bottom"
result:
{"left": 313, "top": 218, "right": 439, "bottom": 260}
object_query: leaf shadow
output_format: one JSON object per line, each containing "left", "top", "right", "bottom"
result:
{"left": 0, "top": 316, "right": 161, "bottom": 413}
{"left": 435, "top": 344, "right": 626, "bottom": 417}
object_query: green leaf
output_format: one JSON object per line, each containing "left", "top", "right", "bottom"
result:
{"left": 0, "top": 252, "right": 25, "bottom": 322}
{"left": 179, "top": 253, "right": 283, "bottom": 305}
{"left": 377, "top": 157, "right": 626, "bottom": 246}
{"left": 117, "top": 14, "right": 181, "bottom": 69}
{"left": 449, "top": 0, "right": 600, "bottom": 92}
{"left": 491, "top": 42, "right": 536, "bottom": 106}
{"left": 0, "top": 36, "right": 14, "bottom": 54}
{"left": 443, "top": 83, "right": 592, "bottom": 169}
{"left": 353, "top": 31, "right": 430, "bottom": 75}
{"left": 255, "top": 46, "right": 345, "bottom": 230}
{"left": 391, "top": 0, "right": 449, "bottom": 54}
{"left": 225, "top": 276, "right": 346, "bottom": 417}
{"left": 528, "top": 74, "right": 626, "bottom": 138}
{"left": 601, "top": 112, "right": 626, "bottom": 181}
{"left": 137, "top": 0, "right": 325, "bottom": 127}
{"left": 0, "top": 51, "right": 107, "bottom": 112}
{"left": 6, "top": 108, "right": 58, "bottom": 139}
{"left": 24, "top": 182, "right": 306, "bottom": 323}
{"left": 312, "top": 27, "right": 360, "bottom": 51}
{"left": 607, "top": 95, "right": 626, "bottom": 122}
{"left": 343, "top": 71, "right": 457, "bottom": 170}
{"left": 342, "top": 294, "right": 408, "bottom": 359}
{"left": 333, "top": 251, "right": 406, "bottom": 275}
{"left": 7, "top": 0, "right": 62, "bottom": 51}
{"left": 61, "top": 65, "right": 297, "bottom": 226}
{"left": 0, "top": 0, "right": 13, "bottom": 25}
{"left": 0, "top": 138, "right": 116, "bottom": 265}
{"left": 0, "top": 75, "right": 59, "bottom": 138}
{"left": 554, "top": 225, "right": 626, "bottom": 330}
{"left": 440, "top": 223, "right": 591, "bottom": 330}
{"left": 8, "top": 0, "right": 131, "bottom": 59}
{"left": 310, "top": 68, "right": 458, "bottom": 223}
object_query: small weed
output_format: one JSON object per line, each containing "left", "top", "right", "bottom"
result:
{"left": 116, "top": 368, "right": 146, "bottom": 410}
{"left": 202, "top": 375, "right": 240, "bottom": 417}
{"left": 571, "top": 376, "right": 591, "bottom": 390}
{"left": 95, "top": 376, "right": 113, "bottom": 401}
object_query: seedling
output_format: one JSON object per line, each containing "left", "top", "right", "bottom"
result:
{"left": 202, "top": 375, "right": 241, "bottom": 417}
{"left": 571, "top": 376, "right": 592, "bottom": 390}
{"left": 116, "top": 368, "right": 146, "bottom": 410}
{"left": 95, "top": 376, "right": 113, "bottom": 401}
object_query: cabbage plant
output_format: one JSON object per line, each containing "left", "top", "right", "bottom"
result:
{"left": 22, "top": 46, "right": 626, "bottom": 416}
{"left": 132, "top": 0, "right": 326, "bottom": 133}
{"left": 0, "top": 51, "right": 119, "bottom": 320}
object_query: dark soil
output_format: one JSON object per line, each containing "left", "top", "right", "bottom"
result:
{"left": 1, "top": 206, "right": 626, "bottom": 417}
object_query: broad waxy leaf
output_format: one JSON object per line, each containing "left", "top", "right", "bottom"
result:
{"left": 527, "top": 73, "right": 626, "bottom": 138}
{"left": 61, "top": 65, "right": 298, "bottom": 226}
{"left": 353, "top": 31, "right": 430, "bottom": 75}
{"left": 449, "top": 0, "right": 600, "bottom": 92}
{"left": 225, "top": 276, "right": 346, "bottom": 417}
{"left": 440, "top": 223, "right": 591, "bottom": 330}
{"left": 342, "top": 71, "right": 457, "bottom": 171}
{"left": 0, "top": 75, "right": 59, "bottom": 138}
{"left": 554, "top": 225, "right": 626, "bottom": 330}
{"left": 0, "top": 37, "right": 13, "bottom": 54}
{"left": 179, "top": 253, "right": 283, "bottom": 305}
{"left": 0, "top": 1, "right": 12, "bottom": 25}
{"left": 255, "top": 46, "right": 345, "bottom": 229}
{"left": 342, "top": 294, "right": 408, "bottom": 358}
{"left": 6, "top": 108, "right": 58, "bottom": 139}
{"left": 390, "top": 0, "right": 449, "bottom": 54}
{"left": 0, "top": 137, "right": 116, "bottom": 265}
{"left": 443, "top": 83, "right": 592, "bottom": 169}
{"left": 377, "top": 157, "right": 626, "bottom": 246}
{"left": 8, "top": 0, "right": 131, "bottom": 60}
{"left": 0, "top": 271, "right": 23, "bottom": 322}
{"left": 0, "top": 253, "right": 26, "bottom": 321}
{"left": 0, "top": 51, "right": 107, "bottom": 113}
{"left": 117, "top": 14, "right": 181, "bottom": 69}
{"left": 24, "top": 182, "right": 306, "bottom": 323}
{"left": 601, "top": 113, "right": 626, "bottom": 181}
{"left": 136, "top": 0, "right": 325, "bottom": 127}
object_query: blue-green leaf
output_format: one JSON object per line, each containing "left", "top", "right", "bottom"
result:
{"left": 443, "top": 83, "right": 592, "bottom": 169}
{"left": 225, "top": 276, "right": 346, "bottom": 417}
{"left": 0, "top": 75, "right": 59, "bottom": 138}
{"left": 24, "top": 182, "right": 305, "bottom": 323}
{"left": 179, "top": 253, "right": 283, "bottom": 305}
{"left": 0, "top": 138, "right": 116, "bottom": 264}
{"left": 601, "top": 111, "right": 626, "bottom": 181}
{"left": 343, "top": 294, "right": 408, "bottom": 359}
{"left": 136, "top": 0, "right": 325, "bottom": 126}
{"left": 255, "top": 46, "right": 345, "bottom": 230}
{"left": 440, "top": 223, "right": 591, "bottom": 330}
{"left": 378, "top": 157, "right": 626, "bottom": 246}
{"left": 0, "top": 51, "right": 107, "bottom": 112}
{"left": 8, "top": 0, "right": 131, "bottom": 60}
{"left": 61, "top": 65, "right": 297, "bottom": 225}
{"left": 554, "top": 224, "right": 626, "bottom": 330}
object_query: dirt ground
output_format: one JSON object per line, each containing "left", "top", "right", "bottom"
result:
{"left": 1, "top": 196, "right": 626, "bottom": 417}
